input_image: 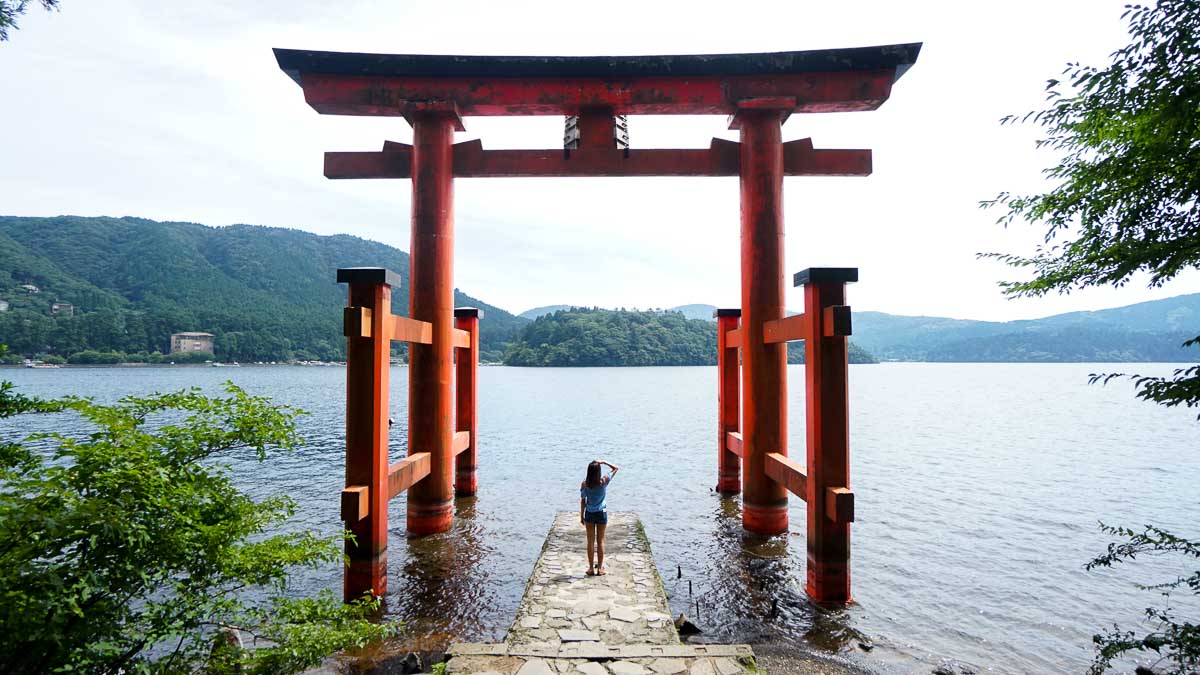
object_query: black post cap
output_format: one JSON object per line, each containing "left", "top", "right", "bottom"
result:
{"left": 713, "top": 308, "right": 742, "bottom": 318}
{"left": 793, "top": 267, "right": 858, "bottom": 286}
{"left": 336, "top": 267, "right": 402, "bottom": 288}
{"left": 454, "top": 307, "right": 485, "bottom": 319}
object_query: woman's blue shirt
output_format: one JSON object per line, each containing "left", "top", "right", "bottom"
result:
{"left": 581, "top": 480, "right": 607, "bottom": 512}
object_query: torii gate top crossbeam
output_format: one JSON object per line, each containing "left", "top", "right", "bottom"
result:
{"left": 273, "top": 44, "right": 921, "bottom": 118}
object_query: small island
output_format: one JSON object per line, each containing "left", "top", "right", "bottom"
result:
{"left": 502, "top": 307, "right": 878, "bottom": 367}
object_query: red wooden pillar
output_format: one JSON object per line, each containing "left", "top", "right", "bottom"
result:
{"left": 338, "top": 267, "right": 397, "bottom": 600}
{"left": 733, "top": 107, "right": 789, "bottom": 535}
{"left": 798, "top": 267, "right": 857, "bottom": 603}
{"left": 407, "top": 109, "right": 462, "bottom": 535}
{"left": 454, "top": 307, "right": 481, "bottom": 496}
{"left": 715, "top": 308, "right": 741, "bottom": 494}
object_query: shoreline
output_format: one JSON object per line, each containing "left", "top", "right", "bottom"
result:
{"left": 3, "top": 360, "right": 1195, "bottom": 370}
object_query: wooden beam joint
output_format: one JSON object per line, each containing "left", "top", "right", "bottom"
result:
{"left": 765, "top": 452, "right": 808, "bottom": 501}
{"left": 725, "top": 431, "right": 743, "bottom": 458}
{"left": 343, "top": 307, "right": 372, "bottom": 338}
{"left": 826, "top": 487, "right": 854, "bottom": 522}
{"left": 340, "top": 485, "right": 369, "bottom": 522}
{"left": 725, "top": 328, "right": 742, "bottom": 350}
{"left": 763, "top": 313, "right": 809, "bottom": 344}
{"left": 453, "top": 430, "right": 471, "bottom": 455}
{"left": 823, "top": 305, "right": 852, "bottom": 337}
{"left": 390, "top": 315, "right": 433, "bottom": 345}
{"left": 387, "top": 452, "right": 432, "bottom": 500}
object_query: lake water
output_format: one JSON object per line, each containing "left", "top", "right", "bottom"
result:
{"left": 2, "top": 363, "right": 1197, "bottom": 673}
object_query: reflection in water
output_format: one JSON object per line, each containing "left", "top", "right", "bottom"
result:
{"left": 385, "top": 497, "right": 496, "bottom": 651}
{"left": 682, "top": 498, "right": 861, "bottom": 653}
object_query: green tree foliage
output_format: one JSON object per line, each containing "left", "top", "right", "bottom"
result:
{"left": 1085, "top": 525, "right": 1200, "bottom": 674}
{"left": 984, "top": 2, "right": 1199, "bottom": 670}
{"left": 503, "top": 308, "right": 877, "bottom": 367}
{"left": 0, "top": 381, "right": 396, "bottom": 673}
{"left": 0, "top": 216, "right": 527, "bottom": 363}
{"left": 0, "top": 0, "right": 56, "bottom": 41}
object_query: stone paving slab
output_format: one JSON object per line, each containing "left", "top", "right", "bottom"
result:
{"left": 445, "top": 512, "right": 757, "bottom": 675}
{"left": 449, "top": 644, "right": 755, "bottom": 660}
{"left": 508, "top": 512, "right": 679, "bottom": 647}
{"left": 445, "top": 654, "right": 759, "bottom": 675}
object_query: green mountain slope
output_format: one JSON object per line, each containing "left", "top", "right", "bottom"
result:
{"left": 503, "top": 308, "right": 877, "bottom": 367}
{"left": 854, "top": 294, "right": 1200, "bottom": 362}
{"left": 0, "top": 215, "right": 527, "bottom": 361}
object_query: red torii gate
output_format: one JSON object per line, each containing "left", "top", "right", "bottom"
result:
{"left": 274, "top": 44, "right": 920, "bottom": 605}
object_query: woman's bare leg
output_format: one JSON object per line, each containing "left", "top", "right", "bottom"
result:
{"left": 585, "top": 523, "right": 596, "bottom": 574}
{"left": 596, "top": 522, "right": 608, "bottom": 574}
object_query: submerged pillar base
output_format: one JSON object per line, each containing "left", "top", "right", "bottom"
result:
{"left": 806, "top": 554, "right": 851, "bottom": 604}
{"left": 344, "top": 551, "right": 387, "bottom": 600}
{"left": 742, "top": 501, "right": 788, "bottom": 535}
{"left": 407, "top": 500, "right": 454, "bottom": 535}
{"left": 455, "top": 470, "right": 478, "bottom": 497}
{"left": 716, "top": 473, "right": 741, "bottom": 495}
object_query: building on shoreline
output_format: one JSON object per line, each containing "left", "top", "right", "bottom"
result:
{"left": 170, "top": 332, "right": 214, "bottom": 354}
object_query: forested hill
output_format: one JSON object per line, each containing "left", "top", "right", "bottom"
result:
{"left": 0, "top": 215, "right": 527, "bottom": 362}
{"left": 503, "top": 308, "right": 878, "bottom": 367}
{"left": 852, "top": 294, "right": 1200, "bottom": 362}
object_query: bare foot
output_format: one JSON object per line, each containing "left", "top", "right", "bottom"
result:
{"left": 597, "top": 565, "right": 607, "bottom": 576}
{"left": 586, "top": 566, "right": 596, "bottom": 576}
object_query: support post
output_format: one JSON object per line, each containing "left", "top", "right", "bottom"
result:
{"left": 732, "top": 107, "right": 789, "bottom": 535}
{"left": 797, "top": 267, "right": 858, "bottom": 603}
{"left": 454, "top": 307, "right": 481, "bottom": 497}
{"left": 715, "top": 308, "right": 741, "bottom": 494}
{"left": 407, "top": 110, "right": 460, "bottom": 535}
{"left": 338, "top": 266, "right": 399, "bottom": 600}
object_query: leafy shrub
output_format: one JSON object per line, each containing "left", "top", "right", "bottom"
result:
{"left": 67, "top": 349, "right": 126, "bottom": 364}
{"left": 0, "top": 382, "right": 397, "bottom": 673}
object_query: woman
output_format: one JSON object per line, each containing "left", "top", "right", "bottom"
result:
{"left": 580, "top": 459, "right": 619, "bottom": 576}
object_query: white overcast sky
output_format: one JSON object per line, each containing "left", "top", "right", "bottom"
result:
{"left": 2, "top": 0, "right": 1197, "bottom": 320}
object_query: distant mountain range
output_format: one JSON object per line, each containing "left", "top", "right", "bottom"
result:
{"left": 3, "top": 215, "right": 1193, "bottom": 366}
{"left": 853, "top": 295, "right": 1198, "bottom": 361}
{"left": 519, "top": 297, "right": 1200, "bottom": 363}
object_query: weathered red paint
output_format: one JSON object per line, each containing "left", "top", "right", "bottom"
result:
{"left": 574, "top": 108, "right": 620, "bottom": 149}
{"left": 454, "top": 310, "right": 480, "bottom": 497}
{"left": 716, "top": 313, "right": 741, "bottom": 494}
{"left": 803, "top": 280, "right": 852, "bottom": 603}
{"left": 736, "top": 108, "right": 789, "bottom": 536}
{"left": 343, "top": 280, "right": 391, "bottom": 600}
{"left": 324, "top": 138, "right": 870, "bottom": 179}
{"left": 297, "top": 70, "right": 897, "bottom": 117}
{"left": 406, "top": 112, "right": 458, "bottom": 536}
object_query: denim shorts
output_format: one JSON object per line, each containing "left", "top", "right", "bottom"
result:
{"left": 584, "top": 510, "right": 608, "bottom": 525}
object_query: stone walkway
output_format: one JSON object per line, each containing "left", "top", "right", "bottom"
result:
{"left": 447, "top": 512, "right": 757, "bottom": 675}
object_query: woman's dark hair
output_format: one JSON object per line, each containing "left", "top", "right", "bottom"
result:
{"left": 586, "top": 461, "right": 602, "bottom": 488}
